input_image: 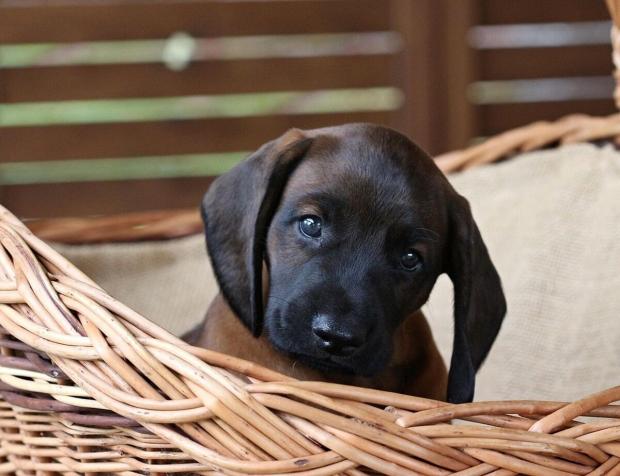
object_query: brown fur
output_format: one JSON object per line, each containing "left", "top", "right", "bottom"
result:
{"left": 193, "top": 294, "right": 447, "bottom": 400}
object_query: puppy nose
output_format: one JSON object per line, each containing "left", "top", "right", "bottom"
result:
{"left": 311, "top": 314, "right": 365, "bottom": 356}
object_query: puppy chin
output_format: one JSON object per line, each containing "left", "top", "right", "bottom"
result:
{"left": 267, "top": 329, "right": 392, "bottom": 377}
{"left": 292, "top": 353, "right": 358, "bottom": 375}
{"left": 349, "top": 346, "right": 393, "bottom": 377}
{"left": 292, "top": 346, "right": 392, "bottom": 378}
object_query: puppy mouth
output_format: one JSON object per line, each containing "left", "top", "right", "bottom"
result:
{"left": 290, "top": 352, "right": 358, "bottom": 375}
{"left": 268, "top": 338, "right": 359, "bottom": 375}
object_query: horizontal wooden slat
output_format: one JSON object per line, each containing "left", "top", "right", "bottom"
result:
{"left": 479, "top": 46, "right": 613, "bottom": 81}
{"left": 27, "top": 209, "right": 202, "bottom": 243}
{"left": 0, "top": 111, "right": 394, "bottom": 162}
{"left": 0, "top": 0, "right": 390, "bottom": 44}
{"left": 3, "top": 177, "right": 215, "bottom": 219}
{"left": 480, "top": 0, "right": 609, "bottom": 24}
{"left": 479, "top": 99, "right": 616, "bottom": 135}
{"left": 3, "top": 55, "right": 394, "bottom": 103}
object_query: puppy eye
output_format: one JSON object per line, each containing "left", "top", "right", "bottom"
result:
{"left": 299, "top": 215, "right": 322, "bottom": 238}
{"left": 400, "top": 249, "right": 422, "bottom": 271}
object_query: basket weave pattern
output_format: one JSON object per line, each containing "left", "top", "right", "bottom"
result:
{"left": 0, "top": 205, "right": 618, "bottom": 475}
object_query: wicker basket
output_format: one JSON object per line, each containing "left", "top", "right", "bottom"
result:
{"left": 2, "top": 209, "right": 620, "bottom": 476}
{"left": 2, "top": 7, "right": 620, "bottom": 476}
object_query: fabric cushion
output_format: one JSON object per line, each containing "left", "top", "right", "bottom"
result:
{"left": 55, "top": 142, "right": 620, "bottom": 401}
{"left": 55, "top": 235, "right": 217, "bottom": 338}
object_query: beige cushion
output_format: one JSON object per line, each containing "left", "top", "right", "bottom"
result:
{"left": 54, "top": 235, "right": 217, "bottom": 338}
{"left": 55, "top": 142, "right": 620, "bottom": 401}
{"left": 426, "top": 143, "right": 620, "bottom": 401}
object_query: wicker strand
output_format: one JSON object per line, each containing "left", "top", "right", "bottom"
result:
{"left": 434, "top": 114, "right": 620, "bottom": 173}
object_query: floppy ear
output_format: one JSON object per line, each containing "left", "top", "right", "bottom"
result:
{"left": 201, "top": 130, "right": 313, "bottom": 336}
{"left": 446, "top": 194, "right": 506, "bottom": 403}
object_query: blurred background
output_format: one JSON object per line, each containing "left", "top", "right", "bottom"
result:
{"left": 0, "top": 0, "right": 615, "bottom": 219}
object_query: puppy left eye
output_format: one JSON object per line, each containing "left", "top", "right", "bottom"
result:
{"left": 299, "top": 215, "right": 322, "bottom": 238}
{"left": 400, "top": 249, "right": 423, "bottom": 271}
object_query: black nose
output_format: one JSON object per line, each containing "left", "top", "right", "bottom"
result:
{"left": 311, "top": 314, "right": 366, "bottom": 356}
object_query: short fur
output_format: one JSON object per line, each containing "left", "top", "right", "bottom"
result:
{"left": 188, "top": 124, "right": 506, "bottom": 402}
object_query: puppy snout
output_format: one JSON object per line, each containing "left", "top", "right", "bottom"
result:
{"left": 311, "top": 314, "right": 367, "bottom": 356}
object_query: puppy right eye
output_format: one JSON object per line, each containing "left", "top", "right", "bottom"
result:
{"left": 299, "top": 215, "right": 322, "bottom": 238}
{"left": 400, "top": 249, "right": 423, "bottom": 271}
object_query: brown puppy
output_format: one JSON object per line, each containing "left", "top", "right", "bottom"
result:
{"left": 188, "top": 124, "right": 506, "bottom": 403}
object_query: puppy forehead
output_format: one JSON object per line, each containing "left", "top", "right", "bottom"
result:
{"left": 282, "top": 127, "right": 444, "bottom": 219}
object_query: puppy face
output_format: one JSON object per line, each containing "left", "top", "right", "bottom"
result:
{"left": 264, "top": 128, "right": 448, "bottom": 376}
{"left": 202, "top": 123, "right": 506, "bottom": 402}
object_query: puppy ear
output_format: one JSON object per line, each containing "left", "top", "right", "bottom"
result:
{"left": 446, "top": 194, "right": 506, "bottom": 403}
{"left": 202, "top": 129, "right": 313, "bottom": 336}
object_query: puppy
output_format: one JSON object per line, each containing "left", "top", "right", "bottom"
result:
{"left": 187, "top": 124, "right": 506, "bottom": 403}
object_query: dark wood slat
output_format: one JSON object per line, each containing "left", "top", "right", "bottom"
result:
{"left": 429, "top": 0, "right": 477, "bottom": 152}
{"left": 0, "top": 111, "right": 394, "bottom": 162}
{"left": 3, "top": 55, "right": 394, "bottom": 103}
{"left": 3, "top": 178, "right": 214, "bottom": 219}
{"left": 0, "top": 0, "right": 390, "bottom": 44}
{"left": 390, "top": 0, "right": 477, "bottom": 154}
{"left": 479, "top": 100, "right": 616, "bottom": 135}
{"left": 479, "top": 46, "right": 613, "bottom": 81}
{"left": 481, "top": 0, "right": 609, "bottom": 24}
{"left": 390, "top": 0, "right": 435, "bottom": 152}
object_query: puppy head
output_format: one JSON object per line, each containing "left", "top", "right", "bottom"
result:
{"left": 202, "top": 124, "right": 506, "bottom": 402}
